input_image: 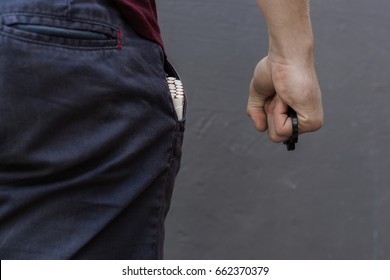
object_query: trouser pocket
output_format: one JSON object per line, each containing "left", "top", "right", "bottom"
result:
{"left": 164, "top": 59, "right": 187, "bottom": 123}
{"left": 0, "top": 13, "right": 119, "bottom": 49}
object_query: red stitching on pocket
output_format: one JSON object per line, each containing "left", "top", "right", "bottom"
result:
{"left": 117, "top": 28, "right": 122, "bottom": 49}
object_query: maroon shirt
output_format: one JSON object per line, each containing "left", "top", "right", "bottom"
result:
{"left": 112, "top": 0, "right": 163, "bottom": 48}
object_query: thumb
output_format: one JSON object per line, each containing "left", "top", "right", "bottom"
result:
{"left": 247, "top": 81, "right": 269, "bottom": 132}
{"left": 247, "top": 58, "right": 275, "bottom": 132}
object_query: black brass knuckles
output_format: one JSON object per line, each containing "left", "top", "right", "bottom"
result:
{"left": 283, "top": 106, "right": 299, "bottom": 151}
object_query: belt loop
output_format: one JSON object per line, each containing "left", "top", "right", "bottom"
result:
{"left": 66, "top": 0, "right": 72, "bottom": 18}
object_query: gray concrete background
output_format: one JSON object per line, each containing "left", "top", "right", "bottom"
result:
{"left": 157, "top": 0, "right": 390, "bottom": 259}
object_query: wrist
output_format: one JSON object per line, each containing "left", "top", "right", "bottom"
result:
{"left": 268, "top": 35, "right": 314, "bottom": 64}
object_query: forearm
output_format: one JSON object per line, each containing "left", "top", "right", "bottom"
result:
{"left": 257, "top": 0, "right": 314, "bottom": 62}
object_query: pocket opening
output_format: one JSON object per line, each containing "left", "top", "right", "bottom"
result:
{"left": 9, "top": 24, "right": 113, "bottom": 40}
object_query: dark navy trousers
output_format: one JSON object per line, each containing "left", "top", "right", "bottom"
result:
{"left": 0, "top": 0, "right": 185, "bottom": 259}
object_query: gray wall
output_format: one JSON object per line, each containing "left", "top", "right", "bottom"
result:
{"left": 157, "top": 0, "right": 390, "bottom": 259}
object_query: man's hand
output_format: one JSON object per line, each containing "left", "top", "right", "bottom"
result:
{"left": 248, "top": 0, "right": 324, "bottom": 143}
{"left": 248, "top": 55, "right": 323, "bottom": 143}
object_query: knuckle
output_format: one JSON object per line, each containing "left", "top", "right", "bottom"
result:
{"left": 314, "top": 119, "right": 324, "bottom": 131}
{"left": 246, "top": 107, "right": 253, "bottom": 118}
{"left": 268, "top": 135, "right": 278, "bottom": 143}
{"left": 268, "top": 133, "right": 282, "bottom": 143}
{"left": 301, "top": 115, "right": 323, "bottom": 132}
{"left": 274, "top": 121, "right": 289, "bottom": 137}
{"left": 310, "top": 115, "right": 324, "bottom": 131}
{"left": 274, "top": 126, "right": 285, "bottom": 137}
